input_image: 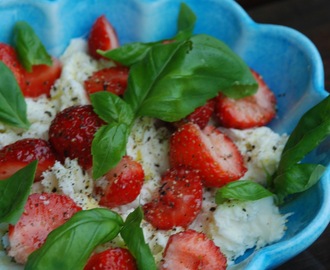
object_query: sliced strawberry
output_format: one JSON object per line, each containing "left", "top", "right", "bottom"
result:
{"left": 0, "top": 43, "right": 26, "bottom": 91}
{"left": 48, "top": 105, "right": 106, "bottom": 170}
{"left": 0, "top": 138, "right": 56, "bottom": 182}
{"left": 84, "top": 66, "right": 129, "bottom": 96}
{"left": 143, "top": 166, "right": 203, "bottom": 230}
{"left": 88, "top": 15, "right": 119, "bottom": 59}
{"left": 22, "top": 57, "right": 62, "bottom": 98}
{"left": 215, "top": 69, "right": 276, "bottom": 129}
{"left": 84, "top": 248, "right": 137, "bottom": 270}
{"left": 169, "top": 123, "right": 246, "bottom": 187}
{"left": 174, "top": 98, "right": 216, "bottom": 129}
{"left": 7, "top": 193, "right": 82, "bottom": 264}
{"left": 96, "top": 155, "right": 144, "bottom": 208}
{"left": 161, "top": 229, "right": 227, "bottom": 270}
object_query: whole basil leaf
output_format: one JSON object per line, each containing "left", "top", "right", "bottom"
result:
{"left": 98, "top": 41, "right": 159, "bottom": 66}
{"left": 90, "top": 92, "right": 134, "bottom": 125}
{"left": 215, "top": 180, "right": 273, "bottom": 204}
{"left": 274, "top": 163, "right": 325, "bottom": 203}
{"left": 121, "top": 207, "right": 156, "bottom": 270}
{"left": 0, "top": 61, "right": 30, "bottom": 129}
{"left": 25, "top": 208, "right": 123, "bottom": 270}
{"left": 92, "top": 122, "right": 130, "bottom": 179}
{"left": 277, "top": 95, "right": 330, "bottom": 173}
{"left": 14, "top": 21, "right": 52, "bottom": 71}
{"left": 124, "top": 34, "right": 257, "bottom": 122}
{"left": 0, "top": 160, "right": 37, "bottom": 224}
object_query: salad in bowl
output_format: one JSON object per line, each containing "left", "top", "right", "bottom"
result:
{"left": 0, "top": 0, "right": 329, "bottom": 269}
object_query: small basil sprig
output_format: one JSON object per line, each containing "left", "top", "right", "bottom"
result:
{"left": 14, "top": 21, "right": 52, "bottom": 71}
{"left": 0, "top": 160, "right": 37, "bottom": 224}
{"left": 215, "top": 95, "right": 330, "bottom": 205}
{"left": 25, "top": 208, "right": 124, "bottom": 270}
{"left": 272, "top": 95, "right": 330, "bottom": 202}
{"left": 121, "top": 207, "right": 156, "bottom": 270}
{"left": 91, "top": 35, "right": 257, "bottom": 178}
{"left": 0, "top": 62, "right": 30, "bottom": 129}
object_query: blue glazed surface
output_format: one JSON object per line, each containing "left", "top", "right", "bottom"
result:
{"left": 1, "top": 0, "right": 329, "bottom": 269}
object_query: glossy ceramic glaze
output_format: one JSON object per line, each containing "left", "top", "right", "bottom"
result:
{"left": 0, "top": 0, "right": 329, "bottom": 269}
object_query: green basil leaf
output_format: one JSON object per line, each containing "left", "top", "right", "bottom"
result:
{"left": 0, "top": 160, "right": 37, "bottom": 224}
{"left": 90, "top": 92, "right": 134, "bottom": 125}
{"left": 92, "top": 123, "right": 130, "bottom": 179}
{"left": 98, "top": 41, "right": 159, "bottom": 66}
{"left": 124, "top": 34, "right": 257, "bottom": 122}
{"left": 174, "top": 3, "right": 196, "bottom": 41}
{"left": 277, "top": 95, "right": 330, "bottom": 173}
{"left": 14, "top": 21, "right": 52, "bottom": 72}
{"left": 25, "top": 208, "right": 123, "bottom": 270}
{"left": 121, "top": 207, "right": 156, "bottom": 270}
{"left": 274, "top": 163, "right": 325, "bottom": 202}
{"left": 215, "top": 180, "right": 273, "bottom": 204}
{"left": 0, "top": 61, "right": 30, "bottom": 129}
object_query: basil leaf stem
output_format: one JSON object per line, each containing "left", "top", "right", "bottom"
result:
{"left": 215, "top": 180, "right": 273, "bottom": 205}
{"left": 0, "top": 160, "right": 37, "bottom": 224}
{"left": 14, "top": 21, "right": 52, "bottom": 71}
{"left": 0, "top": 61, "right": 30, "bottom": 129}
{"left": 25, "top": 208, "right": 124, "bottom": 270}
{"left": 121, "top": 207, "right": 157, "bottom": 270}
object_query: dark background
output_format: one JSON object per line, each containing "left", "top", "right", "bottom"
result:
{"left": 236, "top": 0, "right": 329, "bottom": 269}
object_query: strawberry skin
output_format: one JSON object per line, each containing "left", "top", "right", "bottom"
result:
{"left": 0, "top": 43, "right": 26, "bottom": 92}
{"left": 169, "top": 123, "right": 246, "bottom": 187}
{"left": 88, "top": 15, "right": 119, "bottom": 59}
{"left": 84, "top": 248, "right": 137, "bottom": 270}
{"left": 143, "top": 166, "right": 203, "bottom": 230}
{"left": 97, "top": 155, "right": 144, "bottom": 208}
{"left": 48, "top": 105, "right": 106, "bottom": 170}
{"left": 0, "top": 138, "right": 56, "bottom": 182}
{"left": 161, "top": 229, "right": 227, "bottom": 270}
{"left": 215, "top": 69, "right": 276, "bottom": 129}
{"left": 174, "top": 98, "right": 215, "bottom": 129}
{"left": 22, "top": 57, "right": 62, "bottom": 98}
{"left": 84, "top": 66, "right": 129, "bottom": 96}
{"left": 8, "top": 193, "right": 81, "bottom": 264}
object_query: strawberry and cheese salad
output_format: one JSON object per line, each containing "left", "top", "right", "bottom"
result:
{"left": 1, "top": 3, "right": 329, "bottom": 270}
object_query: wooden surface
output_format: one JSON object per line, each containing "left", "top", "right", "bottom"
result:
{"left": 236, "top": 0, "right": 330, "bottom": 269}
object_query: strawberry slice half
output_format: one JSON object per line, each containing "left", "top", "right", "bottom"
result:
{"left": 174, "top": 98, "right": 216, "bottom": 129}
{"left": 84, "top": 248, "right": 137, "bottom": 270}
{"left": 143, "top": 166, "right": 203, "bottom": 230}
{"left": 169, "top": 123, "right": 246, "bottom": 187}
{"left": 84, "top": 66, "right": 129, "bottom": 96}
{"left": 0, "top": 138, "right": 56, "bottom": 182}
{"left": 22, "top": 57, "right": 62, "bottom": 98}
{"left": 161, "top": 229, "right": 227, "bottom": 270}
{"left": 0, "top": 43, "right": 26, "bottom": 92}
{"left": 215, "top": 69, "right": 276, "bottom": 129}
{"left": 88, "top": 15, "right": 119, "bottom": 59}
{"left": 96, "top": 155, "right": 145, "bottom": 208}
{"left": 7, "top": 193, "right": 82, "bottom": 264}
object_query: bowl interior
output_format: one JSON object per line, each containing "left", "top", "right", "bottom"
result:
{"left": 0, "top": 0, "right": 329, "bottom": 269}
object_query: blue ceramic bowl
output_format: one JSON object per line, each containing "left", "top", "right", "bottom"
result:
{"left": 1, "top": 0, "right": 329, "bottom": 269}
